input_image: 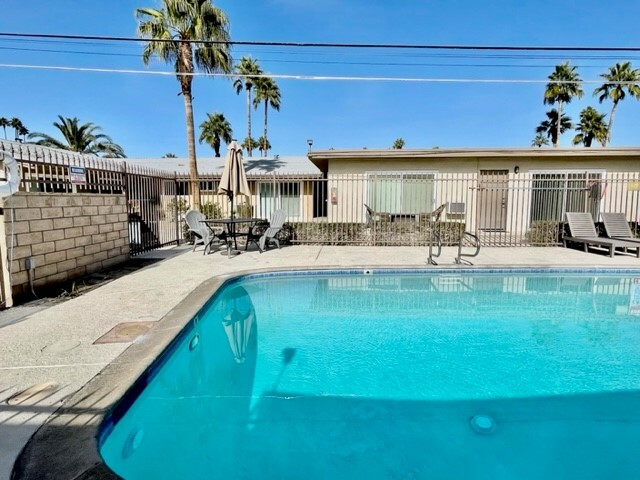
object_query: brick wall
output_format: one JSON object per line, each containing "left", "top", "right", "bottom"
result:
{"left": 3, "top": 193, "right": 129, "bottom": 299}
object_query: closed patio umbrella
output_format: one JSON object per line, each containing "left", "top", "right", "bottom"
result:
{"left": 218, "top": 140, "right": 251, "bottom": 217}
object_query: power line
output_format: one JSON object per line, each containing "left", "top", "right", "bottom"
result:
{"left": 1, "top": 31, "right": 640, "bottom": 52}
{"left": 2, "top": 37, "right": 639, "bottom": 61}
{"left": 0, "top": 45, "right": 619, "bottom": 69}
{"left": 1, "top": 62, "right": 634, "bottom": 84}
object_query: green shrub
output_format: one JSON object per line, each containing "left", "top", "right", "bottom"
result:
{"left": 168, "top": 198, "right": 189, "bottom": 215}
{"left": 282, "top": 220, "right": 466, "bottom": 246}
{"left": 200, "top": 202, "right": 222, "bottom": 219}
{"left": 236, "top": 203, "right": 253, "bottom": 218}
{"left": 526, "top": 220, "right": 561, "bottom": 246}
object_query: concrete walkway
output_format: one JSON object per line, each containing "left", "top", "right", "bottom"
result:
{"left": 2, "top": 244, "right": 640, "bottom": 478}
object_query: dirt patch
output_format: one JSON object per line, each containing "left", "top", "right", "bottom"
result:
{"left": 11, "top": 258, "right": 163, "bottom": 308}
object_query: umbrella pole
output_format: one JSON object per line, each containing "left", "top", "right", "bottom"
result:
{"left": 230, "top": 193, "right": 237, "bottom": 252}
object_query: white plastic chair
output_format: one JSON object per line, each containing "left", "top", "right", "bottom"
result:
{"left": 259, "top": 209, "right": 286, "bottom": 252}
{"left": 185, "top": 209, "right": 211, "bottom": 254}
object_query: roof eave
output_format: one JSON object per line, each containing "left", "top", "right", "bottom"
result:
{"left": 308, "top": 147, "right": 640, "bottom": 161}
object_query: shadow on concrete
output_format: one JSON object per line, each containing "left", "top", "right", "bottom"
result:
{"left": 9, "top": 385, "right": 121, "bottom": 480}
{"left": 1, "top": 247, "right": 191, "bottom": 326}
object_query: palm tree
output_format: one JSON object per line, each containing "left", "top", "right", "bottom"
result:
{"left": 241, "top": 136, "right": 260, "bottom": 154}
{"left": 10, "top": 118, "right": 26, "bottom": 142}
{"left": 593, "top": 61, "right": 640, "bottom": 146}
{"left": 392, "top": 138, "right": 405, "bottom": 149}
{"left": 136, "top": 0, "right": 231, "bottom": 208}
{"left": 163, "top": 153, "right": 177, "bottom": 158}
{"left": 257, "top": 136, "right": 271, "bottom": 156}
{"left": 233, "top": 56, "right": 262, "bottom": 157}
{"left": 0, "top": 117, "right": 9, "bottom": 139}
{"left": 535, "top": 109, "right": 572, "bottom": 147}
{"left": 253, "top": 76, "right": 280, "bottom": 156}
{"left": 531, "top": 133, "right": 549, "bottom": 147}
{"left": 572, "top": 106, "right": 608, "bottom": 147}
{"left": 17, "top": 125, "right": 29, "bottom": 142}
{"left": 199, "top": 112, "right": 232, "bottom": 157}
{"left": 28, "top": 116, "right": 125, "bottom": 157}
{"left": 544, "top": 62, "right": 583, "bottom": 147}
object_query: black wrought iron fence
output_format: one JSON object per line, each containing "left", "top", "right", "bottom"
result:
{"left": 177, "top": 170, "right": 640, "bottom": 248}
{"left": 0, "top": 140, "right": 180, "bottom": 255}
{"left": 3, "top": 140, "right": 640, "bottom": 250}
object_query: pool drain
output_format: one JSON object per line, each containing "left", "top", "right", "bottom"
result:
{"left": 470, "top": 414, "right": 496, "bottom": 434}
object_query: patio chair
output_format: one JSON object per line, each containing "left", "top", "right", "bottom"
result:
{"left": 364, "top": 204, "right": 391, "bottom": 225}
{"left": 185, "top": 209, "right": 226, "bottom": 254}
{"left": 563, "top": 212, "right": 640, "bottom": 258}
{"left": 601, "top": 212, "right": 640, "bottom": 244}
{"left": 259, "top": 209, "right": 286, "bottom": 252}
{"left": 420, "top": 203, "right": 447, "bottom": 222}
{"left": 245, "top": 219, "right": 270, "bottom": 251}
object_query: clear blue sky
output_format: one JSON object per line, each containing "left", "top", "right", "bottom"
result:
{"left": 1, "top": 0, "right": 640, "bottom": 158}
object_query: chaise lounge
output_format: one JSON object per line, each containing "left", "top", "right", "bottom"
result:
{"left": 563, "top": 212, "right": 640, "bottom": 258}
{"left": 601, "top": 212, "right": 640, "bottom": 245}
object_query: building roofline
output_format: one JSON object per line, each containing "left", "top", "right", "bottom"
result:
{"left": 307, "top": 147, "right": 640, "bottom": 172}
{"left": 308, "top": 146, "right": 640, "bottom": 160}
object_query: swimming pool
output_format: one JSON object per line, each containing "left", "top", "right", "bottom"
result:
{"left": 99, "top": 270, "right": 640, "bottom": 479}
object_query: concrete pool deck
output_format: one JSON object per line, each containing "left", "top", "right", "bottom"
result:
{"left": 2, "top": 244, "right": 640, "bottom": 479}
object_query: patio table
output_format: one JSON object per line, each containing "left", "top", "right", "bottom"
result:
{"left": 202, "top": 218, "right": 265, "bottom": 257}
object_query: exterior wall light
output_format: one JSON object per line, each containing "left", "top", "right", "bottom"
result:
{"left": 514, "top": 165, "right": 520, "bottom": 174}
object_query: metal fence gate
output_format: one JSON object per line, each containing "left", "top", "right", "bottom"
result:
{"left": 125, "top": 164, "right": 180, "bottom": 255}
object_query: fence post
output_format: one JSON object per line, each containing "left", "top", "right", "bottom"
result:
{"left": 174, "top": 171, "right": 180, "bottom": 245}
{"left": 122, "top": 162, "right": 131, "bottom": 255}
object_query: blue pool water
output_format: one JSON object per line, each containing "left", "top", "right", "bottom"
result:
{"left": 100, "top": 271, "right": 640, "bottom": 479}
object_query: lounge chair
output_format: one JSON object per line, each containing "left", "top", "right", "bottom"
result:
{"left": 601, "top": 212, "right": 640, "bottom": 245}
{"left": 185, "top": 209, "right": 226, "bottom": 254}
{"left": 420, "top": 203, "right": 447, "bottom": 222}
{"left": 563, "top": 212, "right": 640, "bottom": 258}
{"left": 259, "top": 209, "right": 286, "bottom": 252}
{"left": 364, "top": 204, "right": 391, "bottom": 225}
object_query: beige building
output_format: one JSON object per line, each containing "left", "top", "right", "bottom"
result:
{"left": 126, "top": 155, "right": 323, "bottom": 222}
{"left": 308, "top": 147, "right": 640, "bottom": 241}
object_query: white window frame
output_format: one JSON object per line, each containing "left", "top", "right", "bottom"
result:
{"left": 257, "top": 180, "right": 303, "bottom": 220}
{"left": 528, "top": 168, "right": 607, "bottom": 222}
{"left": 365, "top": 170, "right": 438, "bottom": 215}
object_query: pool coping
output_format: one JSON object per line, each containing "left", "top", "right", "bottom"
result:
{"left": 11, "top": 265, "right": 640, "bottom": 479}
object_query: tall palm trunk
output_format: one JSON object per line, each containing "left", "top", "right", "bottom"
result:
{"left": 555, "top": 101, "right": 562, "bottom": 147}
{"left": 178, "top": 42, "right": 200, "bottom": 208}
{"left": 263, "top": 98, "right": 268, "bottom": 155}
{"left": 246, "top": 87, "right": 252, "bottom": 157}
{"left": 605, "top": 101, "right": 618, "bottom": 147}
{"left": 183, "top": 90, "right": 201, "bottom": 208}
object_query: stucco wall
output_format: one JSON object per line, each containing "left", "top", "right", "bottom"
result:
{"left": 326, "top": 155, "right": 640, "bottom": 175}
{"left": 2, "top": 192, "right": 129, "bottom": 299}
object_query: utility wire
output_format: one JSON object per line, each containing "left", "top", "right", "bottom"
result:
{"left": 0, "top": 46, "right": 618, "bottom": 69}
{"left": 1, "top": 31, "right": 640, "bottom": 52}
{"left": 1, "top": 63, "right": 636, "bottom": 84}
{"left": 2, "top": 37, "right": 639, "bottom": 61}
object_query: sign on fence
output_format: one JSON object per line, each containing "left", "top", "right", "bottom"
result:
{"left": 69, "top": 166, "right": 86, "bottom": 185}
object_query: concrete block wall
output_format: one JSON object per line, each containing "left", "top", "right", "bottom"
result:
{"left": 2, "top": 193, "right": 129, "bottom": 299}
